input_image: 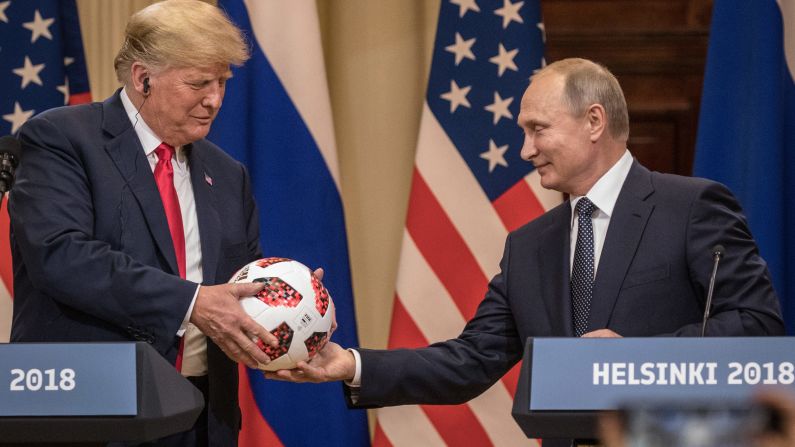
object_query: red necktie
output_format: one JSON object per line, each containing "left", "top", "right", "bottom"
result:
{"left": 154, "top": 143, "right": 187, "bottom": 370}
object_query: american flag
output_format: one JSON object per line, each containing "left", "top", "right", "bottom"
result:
{"left": 372, "top": 1, "right": 560, "bottom": 445}
{"left": 0, "top": 0, "right": 92, "bottom": 342}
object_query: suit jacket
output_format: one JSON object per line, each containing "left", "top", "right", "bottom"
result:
{"left": 10, "top": 91, "right": 261, "bottom": 446}
{"left": 353, "top": 161, "right": 784, "bottom": 408}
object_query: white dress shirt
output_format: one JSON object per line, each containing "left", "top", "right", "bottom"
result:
{"left": 120, "top": 88, "right": 207, "bottom": 377}
{"left": 349, "top": 149, "right": 634, "bottom": 389}
{"left": 569, "top": 149, "right": 634, "bottom": 275}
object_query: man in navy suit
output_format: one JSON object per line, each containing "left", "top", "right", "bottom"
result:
{"left": 268, "top": 58, "right": 785, "bottom": 443}
{"left": 9, "top": 1, "right": 280, "bottom": 445}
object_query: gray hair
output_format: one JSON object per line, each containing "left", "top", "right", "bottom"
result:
{"left": 537, "top": 58, "right": 630, "bottom": 140}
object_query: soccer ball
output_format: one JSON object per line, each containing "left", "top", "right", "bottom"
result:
{"left": 230, "top": 257, "right": 334, "bottom": 371}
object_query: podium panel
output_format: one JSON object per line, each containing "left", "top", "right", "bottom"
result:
{"left": 512, "top": 337, "right": 795, "bottom": 439}
{"left": 0, "top": 342, "right": 203, "bottom": 444}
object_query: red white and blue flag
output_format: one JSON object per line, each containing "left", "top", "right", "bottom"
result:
{"left": 209, "top": 1, "right": 369, "bottom": 446}
{"left": 372, "top": 1, "right": 559, "bottom": 445}
{"left": 0, "top": 0, "right": 92, "bottom": 342}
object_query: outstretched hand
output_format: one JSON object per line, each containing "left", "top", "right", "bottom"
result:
{"left": 190, "top": 281, "right": 278, "bottom": 369}
{"left": 264, "top": 342, "right": 356, "bottom": 383}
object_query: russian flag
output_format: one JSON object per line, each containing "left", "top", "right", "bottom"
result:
{"left": 208, "top": 1, "right": 370, "bottom": 445}
{"left": 694, "top": 0, "right": 795, "bottom": 333}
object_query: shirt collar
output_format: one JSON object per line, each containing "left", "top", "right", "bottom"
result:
{"left": 570, "top": 149, "right": 634, "bottom": 225}
{"left": 120, "top": 88, "right": 184, "bottom": 161}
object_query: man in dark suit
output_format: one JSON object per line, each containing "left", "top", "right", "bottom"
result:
{"left": 268, "top": 58, "right": 784, "bottom": 443}
{"left": 9, "top": 1, "right": 280, "bottom": 445}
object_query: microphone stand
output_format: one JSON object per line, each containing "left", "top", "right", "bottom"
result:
{"left": 700, "top": 246, "right": 724, "bottom": 337}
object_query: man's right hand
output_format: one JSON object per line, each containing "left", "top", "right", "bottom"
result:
{"left": 190, "top": 282, "right": 277, "bottom": 369}
{"left": 264, "top": 342, "right": 355, "bottom": 383}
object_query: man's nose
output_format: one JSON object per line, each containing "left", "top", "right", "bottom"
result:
{"left": 203, "top": 85, "right": 223, "bottom": 109}
{"left": 519, "top": 134, "right": 537, "bottom": 161}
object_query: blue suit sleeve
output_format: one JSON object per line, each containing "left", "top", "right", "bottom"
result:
{"left": 10, "top": 115, "right": 197, "bottom": 353}
{"left": 673, "top": 182, "right": 784, "bottom": 336}
{"left": 354, "top": 234, "right": 523, "bottom": 407}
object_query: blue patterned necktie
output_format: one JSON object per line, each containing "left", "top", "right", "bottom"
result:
{"left": 572, "top": 197, "right": 596, "bottom": 337}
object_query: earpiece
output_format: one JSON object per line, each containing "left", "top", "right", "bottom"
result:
{"left": 143, "top": 77, "right": 150, "bottom": 95}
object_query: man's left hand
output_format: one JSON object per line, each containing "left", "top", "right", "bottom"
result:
{"left": 582, "top": 329, "right": 622, "bottom": 338}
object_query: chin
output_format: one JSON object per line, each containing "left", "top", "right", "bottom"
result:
{"left": 538, "top": 176, "right": 558, "bottom": 191}
{"left": 187, "top": 129, "right": 211, "bottom": 143}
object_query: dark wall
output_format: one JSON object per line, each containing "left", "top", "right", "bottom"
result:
{"left": 543, "top": 0, "right": 713, "bottom": 175}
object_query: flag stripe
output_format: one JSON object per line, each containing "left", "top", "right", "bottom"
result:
{"left": 378, "top": 405, "right": 446, "bottom": 446}
{"left": 0, "top": 204, "right": 12, "bottom": 293}
{"left": 493, "top": 177, "right": 545, "bottom": 231}
{"left": 423, "top": 404, "right": 493, "bottom": 447}
{"left": 406, "top": 170, "right": 490, "bottom": 319}
{"left": 466, "top": 367, "right": 534, "bottom": 446}
{"left": 416, "top": 106, "right": 507, "bottom": 278}
{"left": 386, "top": 296, "right": 431, "bottom": 350}
{"left": 237, "top": 366, "right": 284, "bottom": 447}
{"left": 0, "top": 203, "right": 12, "bottom": 342}
{"left": 395, "top": 230, "right": 466, "bottom": 342}
{"left": 380, "top": 300, "right": 493, "bottom": 447}
{"left": 502, "top": 363, "right": 520, "bottom": 398}
{"left": 243, "top": 0, "right": 341, "bottom": 190}
{"left": 0, "top": 280, "right": 11, "bottom": 343}
{"left": 396, "top": 230, "right": 538, "bottom": 407}
{"left": 68, "top": 92, "right": 91, "bottom": 105}
{"left": 387, "top": 293, "right": 530, "bottom": 445}
{"left": 372, "top": 425, "right": 394, "bottom": 447}
{"left": 377, "top": 302, "right": 447, "bottom": 445}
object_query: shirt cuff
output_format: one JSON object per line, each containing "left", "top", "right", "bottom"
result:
{"left": 178, "top": 284, "right": 201, "bottom": 337}
{"left": 345, "top": 348, "right": 362, "bottom": 387}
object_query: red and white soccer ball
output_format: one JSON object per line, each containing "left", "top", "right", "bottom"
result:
{"left": 230, "top": 257, "right": 334, "bottom": 371}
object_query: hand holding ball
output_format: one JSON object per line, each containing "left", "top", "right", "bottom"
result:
{"left": 230, "top": 258, "right": 334, "bottom": 371}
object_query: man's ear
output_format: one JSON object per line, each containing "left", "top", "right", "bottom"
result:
{"left": 130, "top": 62, "right": 150, "bottom": 97}
{"left": 586, "top": 103, "right": 607, "bottom": 142}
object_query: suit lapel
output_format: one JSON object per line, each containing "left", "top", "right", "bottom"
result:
{"left": 589, "top": 161, "right": 655, "bottom": 331}
{"left": 102, "top": 92, "right": 180, "bottom": 276}
{"left": 538, "top": 204, "right": 575, "bottom": 336}
{"left": 188, "top": 143, "right": 221, "bottom": 284}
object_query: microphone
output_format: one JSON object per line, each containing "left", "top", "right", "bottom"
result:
{"left": 0, "top": 135, "right": 21, "bottom": 195}
{"left": 700, "top": 244, "right": 725, "bottom": 337}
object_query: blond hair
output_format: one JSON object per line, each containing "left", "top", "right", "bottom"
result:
{"left": 537, "top": 58, "right": 630, "bottom": 140}
{"left": 114, "top": 0, "right": 249, "bottom": 84}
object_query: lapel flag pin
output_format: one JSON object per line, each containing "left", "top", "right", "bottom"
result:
{"left": 204, "top": 172, "right": 213, "bottom": 186}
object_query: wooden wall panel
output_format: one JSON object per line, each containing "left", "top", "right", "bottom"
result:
{"left": 543, "top": 0, "right": 713, "bottom": 175}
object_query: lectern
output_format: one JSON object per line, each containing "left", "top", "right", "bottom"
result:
{"left": 0, "top": 342, "right": 203, "bottom": 445}
{"left": 512, "top": 337, "right": 795, "bottom": 441}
